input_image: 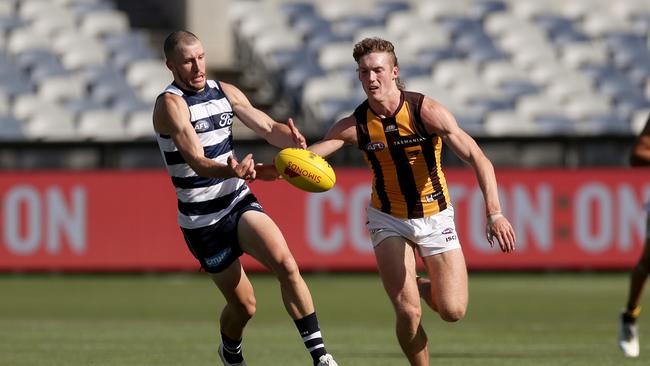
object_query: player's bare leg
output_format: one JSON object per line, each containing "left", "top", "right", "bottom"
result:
{"left": 374, "top": 236, "right": 428, "bottom": 366}
{"left": 237, "top": 210, "right": 337, "bottom": 365}
{"left": 209, "top": 260, "right": 255, "bottom": 365}
{"left": 418, "top": 248, "right": 468, "bottom": 322}
{"left": 625, "top": 237, "right": 650, "bottom": 315}
{"left": 210, "top": 261, "right": 256, "bottom": 337}
{"left": 619, "top": 233, "right": 650, "bottom": 357}
{"left": 238, "top": 210, "right": 314, "bottom": 317}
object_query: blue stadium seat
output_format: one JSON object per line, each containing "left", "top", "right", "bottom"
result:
{"left": 372, "top": 1, "right": 411, "bottom": 21}
{"left": 0, "top": 115, "right": 25, "bottom": 140}
{"left": 471, "top": 0, "right": 507, "bottom": 18}
{"left": 280, "top": 1, "right": 316, "bottom": 24}
{"left": 163, "top": 0, "right": 646, "bottom": 138}
{"left": 534, "top": 115, "right": 576, "bottom": 135}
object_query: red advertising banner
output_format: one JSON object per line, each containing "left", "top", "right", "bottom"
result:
{"left": 0, "top": 169, "right": 648, "bottom": 272}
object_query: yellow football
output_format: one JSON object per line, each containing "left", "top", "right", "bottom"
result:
{"left": 274, "top": 148, "right": 336, "bottom": 192}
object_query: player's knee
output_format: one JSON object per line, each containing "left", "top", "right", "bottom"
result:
{"left": 438, "top": 304, "right": 466, "bottom": 322}
{"left": 395, "top": 303, "right": 422, "bottom": 324}
{"left": 273, "top": 255, "right": 301, "bottom": 281}
{"left": 239, "top": 297, "right": 257, "bottom": 319}
{"left": 244, "top": 302, "right": 256, "bottom": 319}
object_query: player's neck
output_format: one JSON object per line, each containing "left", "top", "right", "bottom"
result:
{"left": 173, "top": 80, "right": 205, "bottom": 95}
{"left": 368, "top": 88, "right": 402, "bottom": 118}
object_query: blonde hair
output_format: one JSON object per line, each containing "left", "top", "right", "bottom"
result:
{"left": 353, "top": 37, "right": 404, "bottom": 90}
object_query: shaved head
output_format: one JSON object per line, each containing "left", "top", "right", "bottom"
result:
{"left": 163, "top": 30, "right": 199, "bottom": 60}
{"left": 163, "top": 30, "right": 206, "bottom": 91}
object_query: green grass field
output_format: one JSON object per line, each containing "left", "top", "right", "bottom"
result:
{"left": 0, "top": 272, "right": 647, "bottom": 366}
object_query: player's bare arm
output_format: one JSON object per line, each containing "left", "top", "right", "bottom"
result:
{"left": 221, "top": 81, "right": 306, "bottom": 149}
{"left": 153, "top": 93, "right": 255, "bottom": 180}
{"left": 631, "top": 117, "right": 650, "bottom": 166}
{"left": 308, "top": 116, "right": 358, "bottom": 158}
{"left": 220, "top": 81, "right": 307, "bottom": 181}
{"left": 420, "top": 96, "right": 516, "bottom": 252}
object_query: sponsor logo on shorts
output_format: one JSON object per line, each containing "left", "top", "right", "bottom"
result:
{"left": 442, "top": 227, "right": 454, "bottom": 235}
{"left": 445, "top": 235, "right": 457, "bottom": 243}
{"left": 204, "top": 247, "right": 232, "bottom": 268}
{"left": 250, "top": 202, "right": 262, "bottom": 210}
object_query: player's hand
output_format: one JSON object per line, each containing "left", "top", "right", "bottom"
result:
{"left": 287, "top": 118, "right": 307, "bottom": 149}
{"left": 227, "top": 153, "right": 256, "bottom": 181}
{"left": 486, "top": 213, "right": 516, "bottom": 253}
{"left": 253, "top": 163, "right": 281, "bottom": 181}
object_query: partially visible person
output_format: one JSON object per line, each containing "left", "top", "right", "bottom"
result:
{"left": 152, "top": 30, "right": 338, "bottom": 366}
{"left": 618, "top": 114, "right": 650, "bottom": 358}
{"left": 307, "top": 37, "right": 516, "bottom": 366}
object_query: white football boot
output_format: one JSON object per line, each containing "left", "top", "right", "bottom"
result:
{"left": 218, "top": 343, "right": 247, "bottom": 366}
{"left": 316, "top": 353, "right": 339, "bottom": 366}
{"left": 618, "top": 314, "right": 640, "bottom": 358}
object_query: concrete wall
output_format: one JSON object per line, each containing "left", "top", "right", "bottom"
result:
{"left": 184, "top": 0, "right": 235, "bottom": 69}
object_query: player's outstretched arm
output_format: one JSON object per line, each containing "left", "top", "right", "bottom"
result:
{"left": 419, "top": 96, "right": 516, "bottom": 253}
{"left": 308, "top": 116, "right": 358, "bottom": 158}
{"left": 220, "top": 81, "right": 306, "bottom": 149}
{"left": 252, "top": 163, "right": 280, "bottom": 181}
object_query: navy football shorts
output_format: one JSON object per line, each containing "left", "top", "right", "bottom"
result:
{"left": 180, "top": 194, "right": 264, "bottom": 273}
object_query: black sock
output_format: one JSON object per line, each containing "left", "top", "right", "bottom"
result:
{"left": 221, "top": 332, "right": 244, "bottom": 363}
{"left": 294, "top": 312, "right": 327, "bottom": 365}
{"left": 623, "top": 304, "right": 641, "bottom": 323}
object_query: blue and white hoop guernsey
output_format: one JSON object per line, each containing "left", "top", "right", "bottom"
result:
{"left": 155, "top": 79, "right": 250, "bottom": 229}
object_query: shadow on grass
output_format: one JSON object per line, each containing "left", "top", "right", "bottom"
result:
{"left": 341, "top": 350, "right": 561, "bottom": 360}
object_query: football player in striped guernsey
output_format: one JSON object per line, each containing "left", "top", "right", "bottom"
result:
{"left": 153, "top": 31, "right": 338, "bottom": 366}
{"left": 308, "top": 37, "right": 516, "bottom": 366}
{"left": 619, "top": 115, "right": 650, "bottom": 358}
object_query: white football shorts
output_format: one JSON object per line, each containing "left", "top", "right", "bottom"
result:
{"left": 366, "top": 205, "right": 461, "bottom": 257}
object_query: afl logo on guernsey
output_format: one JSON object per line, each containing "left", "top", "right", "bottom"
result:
{"left": 366, "top": 141, "right": 385, "bottom": 151}
{"left": 194, "top": 120, "right": 210, "bottom": 132}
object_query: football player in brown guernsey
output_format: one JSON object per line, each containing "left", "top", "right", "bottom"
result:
{"left": 618, "top": 114, "right": 650, "bottom": 358}
{"left": 308, "top": 37, "right": 516, "bottom": 366}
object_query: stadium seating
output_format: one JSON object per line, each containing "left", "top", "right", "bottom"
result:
{"left": 0, "top": 0, "right": 160, "bottom": 141}
{"left": 229, "top": 0, "right": 650, "bottom": 136}
{"left": 2, "top": 0, "right": 649, "bottom": 141}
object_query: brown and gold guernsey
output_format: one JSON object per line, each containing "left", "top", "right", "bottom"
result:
{"left": 354, "top": 91, "right": 451, "bottom": 219}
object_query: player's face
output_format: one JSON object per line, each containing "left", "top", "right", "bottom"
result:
{"left": 167, "top": 41, "right": 206, "bottom": 92}
{"left": 357, "top": 52, "right": 399, "bottom": 101}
